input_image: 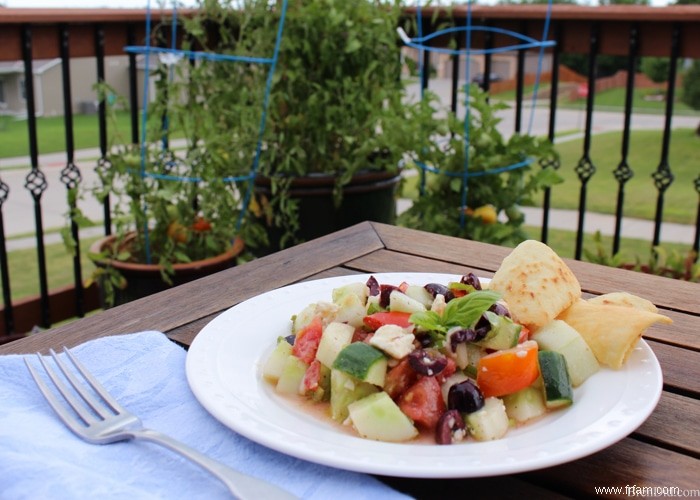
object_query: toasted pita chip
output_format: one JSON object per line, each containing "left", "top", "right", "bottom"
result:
{"left": 489, "top": 240, "right": 581, "bottom": 329}
{"left": 558, "top": 300, "right": 672, "bottom": 369}
{"left": 588, "top": 292, "right": 658, "bottom": 313}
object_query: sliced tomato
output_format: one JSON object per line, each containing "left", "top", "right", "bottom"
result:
{"left": 476, "top": 340, "right": 539, "bottom": 398}
{"left": 363, "top": 311, "right": 412, "bottom": 331}
{"left": 518, "top": 325, "right": 531, "bottom": 344}
{"left": 302, "top": 360, "right": 322, "bottom": 391}
{"left": 292, "top": 316, "right": 323, "bottom": 364}
{"left": 351, "top": 328, "right": 372, "bottom": 343}
{"left": 384, "top": 358, "right": 419, "bottom": 400}
{"left": 398, "top": 376, "right": 446, "bottom": 430}
{"left": 398, "top": 281, "right": 410, "bottom": 293}
{"left": 436, "top": 356, "right": 457, "bottom": 384}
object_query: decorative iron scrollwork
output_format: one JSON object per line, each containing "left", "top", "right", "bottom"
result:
{"left": 24, "top": 169, "right": 48, "bottom": 198}
{"left": 60, "top": 162, "right": 82, "bottom": 190}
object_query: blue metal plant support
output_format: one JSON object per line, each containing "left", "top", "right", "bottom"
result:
{"left": 123, "top": 0, "right": 288, "bottom": 263}
{"left": 398, "top": 1, "right": 554, "bottom": 228}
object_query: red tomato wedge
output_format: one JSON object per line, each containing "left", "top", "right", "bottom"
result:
{"left": 518, "top": 325, "right": 531, "bottom": 344}
{"left": 302, "top": 359, "right": 322, "bottom": 391}
{"left": 384, "top": 358, "right": 419, "bottom": 400}
{"left": 292, "top": 316, "right": 323, "bottom": 364}
{"left": 363, "top": 311, "right": 412, "bottom": 331}
{"left": 476, "top": 340, "right": 540, "bottom": 398}
{"left": 398, "top": 376, "right": 446, "bottom": 430}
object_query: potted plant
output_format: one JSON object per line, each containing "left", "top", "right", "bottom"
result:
{"left": 396, "top": 85, "right": 561, "bottom": 247}
{"left": 73, "top": 0, "right": 281, "bottom": 306}
{"left": 251, "top": 0, "right": 422, "bottom": 252}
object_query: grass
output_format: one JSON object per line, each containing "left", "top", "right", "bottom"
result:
{"left": 0, "top": 111, "right": 185, "bottom": 161}
{"left": 543, "top": 128, "right": 699, "bottom": 224}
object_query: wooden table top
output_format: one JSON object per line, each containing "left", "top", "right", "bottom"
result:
{"left": 2, "top": 222, "right": 698, "bottom": 498}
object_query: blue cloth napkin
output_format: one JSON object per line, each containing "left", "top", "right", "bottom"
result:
{"left": 0, "top": 331, "right": 411, "bottom": 500}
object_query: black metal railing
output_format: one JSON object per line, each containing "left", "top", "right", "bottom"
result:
{"left": 0, "top": 5, "right": 698, "bottom": 342}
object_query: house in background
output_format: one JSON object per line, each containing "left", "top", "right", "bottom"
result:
{"left": 0, "top": 56, "right": 133, "bottom": 118}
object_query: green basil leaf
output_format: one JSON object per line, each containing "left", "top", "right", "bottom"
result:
{"left": 442, "top": 290, "right": 501, "bottom": 328}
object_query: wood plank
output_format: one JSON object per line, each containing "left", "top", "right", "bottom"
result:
{"left": 371, "top": 223, "right": 700, "bottom": 315}
{"left": 0, "top": 223, "right": 385, "bottom": 355}
{"left": 648, "top": 341, "right": 700, "bottom": 398}
{"left": 524, "top": 438, "right": 700, "bottom": 497}
{"left": 634, "top": 392, "right": 700, "bottom": 458}
{"left": 344, "top": 248, "right": 498, "bottom": 277}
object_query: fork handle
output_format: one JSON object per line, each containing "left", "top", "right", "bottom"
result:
{"left": 132, "top": 429, "right": 297, "bottom": 500}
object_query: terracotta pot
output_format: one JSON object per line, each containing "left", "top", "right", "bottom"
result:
{"left": 90, "top": 234, "right": 244, "bottom": 306}
{"left": 254, "top": 169, "right": 401, "bottom": 255}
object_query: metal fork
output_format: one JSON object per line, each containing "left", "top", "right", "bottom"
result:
{"left": 25, "top": 347, "right": 297, "bottom": 500}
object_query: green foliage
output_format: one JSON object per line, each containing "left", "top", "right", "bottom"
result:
{"left": 682, "top": 60, "right": 700, "bottom": 111}
{"left": 584, "top": 231, "right": 700, "bottom": 282}
{"left": 397, "top": 85, "right": 561, "bottom": 246}
{"left": 69, "top": 0, "right": 279, "bottom": 301}
{"left": 641, "top": 57, "right": 672, "bottom": 84}
{"left": 255, "top": 0, "right": 417, "bottom": 247}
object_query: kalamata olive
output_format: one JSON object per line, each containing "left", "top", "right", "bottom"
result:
{"left": 435, "top": 409, "right": 467, "bottom": 445}
{"left": 460, "top": 272, "right": 482, "bottom": 290}
{"left": 446, "top": 327, "right": 480, "bottom": 352}
{"left": 284, "top": 334, "right": 296, "bottom": 345}
{"left": 474, "top": 313, "right": 492, "bottom": 339}
{"left": 408, "top": 348, "right": 448, "bottom": 376}
{"left": 366, "top": 276, "right": 380, "bottom": 296}
{"left": 415, "top": 333, "right": 433, "bottom": 348}
{"left": 489, "top": 302, "right": 511, "bottom": 318}
{"left": 424, "top": 283, "right": 455, "bottom": 302}
{"left": 379, "top": 284, "right": 398, "bottom": 308}
{"left": 448, "top": 379, "right": 485, "bottom": 414}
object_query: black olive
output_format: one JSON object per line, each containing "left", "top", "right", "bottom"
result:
{"left": 415, "top": 333, "right": 433, "bottom": 348}
{"left": 284, "top": 334, "right": 296, "bottom": 345}
{"left": 489, "top": 302, "right": 511, "bottom": 318}
{"left": 379, "top": 284, "right": 398, "bottom": 308}
{"left": 446, "top": 327, "right": 480, "bottom": 352}
{"left": 461, "top": 272, "right": 482, "bottom": 290}
{"left": 424, "top": 283, "right": 455, "bottom": 302}
{"left": 435, "top": 409, "right": 467, "bottom": 445}
{"left": 366, "top": 276, "right": 380, "bottom": 296}
{"left": 408, "top": 349, "right": 448, "bottom": 376}
{"left": 448, "top": 379, "right": 485, "bottom": 414}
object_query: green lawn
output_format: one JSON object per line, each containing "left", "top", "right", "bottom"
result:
{"left": 543, "top": 128, "right": 699, "bottom": 224}
{"left": 0, "top": 111, "right": 185, "bottom": 160}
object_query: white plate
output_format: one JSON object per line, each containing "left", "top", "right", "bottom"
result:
{"left": 186, "top": 272, "right": 663, "bottom": 478}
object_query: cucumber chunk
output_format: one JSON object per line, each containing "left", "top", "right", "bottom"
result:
{"left": 316, "top": 322, "right": 355, "bottom": 368}
{"left": 389, "top": 290, "right": 427, "bottom": 314}
{"left": 330, "top": 369, "right": 378, "bottom": 422}
{"left": 502, "top": 386, "right": 547, "bottom": 423}
{"left": 475, "top": 311, "right": 521, "bottom": 350}
{"left": 332, "top": 282, "right": 369, "bottom": 305}
{"left": 532, "top": 320, "right": 599, "bottom": 387}
{"left": 538, "top": 350, "right": 574, "bottom": 408}
{"left": 262, "top": 338, "right": 293, "bottom": 383}
{"left": 465, "top": 397, "right": 509, "bottom": 441}
{"left": 347, "top": 392, "right": 419, "bottom": 442}
{"left": 332, "top": 342, "right": 388, "bottom": 387}
{"left": 275, "top": 355, "right": 308, "bottom": 395}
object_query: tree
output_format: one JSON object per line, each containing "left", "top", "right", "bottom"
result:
{"left": 681, "top": 59, "right": 700, "bottom": 136}
{"left": 641, "top": 57, "right": 671, "bottom": 84}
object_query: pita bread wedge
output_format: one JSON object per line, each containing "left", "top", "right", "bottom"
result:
{"left": 588, "top": 292, "right": 658, "bottom": 313}
{"left": 558, "top": 300, "right": 672, "bottom": 369}
{"left": 489, "top": 240, "right": 581, "bottom": 329}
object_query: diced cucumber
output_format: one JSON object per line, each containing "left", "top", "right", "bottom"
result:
{"left": 538, "top": 351, "right": 573, "bottom": 408}
{"left": 333, "top": 292, "right": 367, "bottom": 328}
{"left": 332, "top": 282, "right": 369, "bottom": 305}
{"left": 532, "top": 320, "right": 599, "bottom": 387}
{"left": 262, "top": 338, "right": 293, "bottom": 383}
{"left": 475, "top": 311, "right": 521, "bottom": 350}
{"left": 292, "top": 303, "right": 318, "bottom": 334}
{"left": 502, "top": 386, "right": 547, "bottom": 423}
{"left": 332, "top": 342, "right": 388, "bottom": 387}
{"left": 366, "top": 294, "right": 383, "bottom": 315}
{"left": 275, "top": 355, "right": 308, "bottom": 395}
{"left": 316, "top": 322, "right": 355, "bottom": 368}
{"left": 329, "top": 369, "right": 378, "bottom": 422}
{"left": 403, "top": 285, "right": 435, "bottom": 308}
{"left": 305, "top": 363, "right": 332, "bottom": 402}
{"left": 465, "top": 397, "right": 509, "bottom": 441}
{"left": 389, "top": 290, "right": 427, "bottom": 314}
{"left": 347, "top": 392, "right": 419, "bottom": 442}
